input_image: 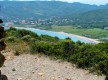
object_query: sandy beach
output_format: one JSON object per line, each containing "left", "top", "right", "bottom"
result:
{"left": 59, "top": 31, "right": 100, "bottom": 44}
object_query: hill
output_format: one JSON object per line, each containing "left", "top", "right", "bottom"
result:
{"left": 68, "top": 9, "right": 108, "bottom": 28}
{"left": 0, "top": 1, "right": 98, "bottom": 20}
{"left": 4, "top": 27, "right": 108, "bottom": 75}
{"left": 0, "top": 1, "right": 108, "bottom": 28}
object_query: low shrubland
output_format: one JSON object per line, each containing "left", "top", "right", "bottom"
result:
{"left": 5, "top": 27, "right": 108, "bottom": 75}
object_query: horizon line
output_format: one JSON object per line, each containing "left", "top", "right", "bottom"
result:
{"left": 0, "top": 0, "right": 108, "bottom": 6}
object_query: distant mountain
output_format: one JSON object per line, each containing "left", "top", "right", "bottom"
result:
{"left": 74, "top": 9, "right": 108, "bottom": 21}
{"left": 66, "top": 9, "right": 108, "bottom": 28}
{"left": 0, "top": 1, "right": 98, "bottom": 19}
{"left": 0, "top": 1, "right": 108, "bottom": 29}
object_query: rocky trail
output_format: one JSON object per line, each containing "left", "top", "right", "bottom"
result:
{"left": 0, "top": 50, "right": 106, "bottom": 80}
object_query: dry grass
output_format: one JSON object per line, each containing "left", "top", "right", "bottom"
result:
{"left": 5, "top": 39, "right": 30, "bottom": 55}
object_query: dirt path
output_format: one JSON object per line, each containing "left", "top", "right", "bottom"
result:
{"left": 0, "top": 51, "right": 105, "bottom": 80}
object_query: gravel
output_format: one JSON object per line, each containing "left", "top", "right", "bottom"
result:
{"left": 0, "top": 51, "right": 106, "bottom": 80}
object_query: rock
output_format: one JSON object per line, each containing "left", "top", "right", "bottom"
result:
{"left": 65, "top": 78, "right": 71, "bottom": 80}
{"left": 65, "top": 66, "right": 67, "bottom": 68}
{"left": 0, "top": 53, "right": 5, "bottom": 67}
{"left": 51, "top": 77, "right": 57, "bottom": 80}
{"left": 0, "top": 75, "right": 8, "bottom": 80}
{"left": 105, "top": 71, "right": 108, "bottom": 80}
{"left": 17, "top": 78, "right": 22, "bottom": 80}
{"left": 22, "top": 70, "right": 26, "bottom": 72}
{"left": 12, "top": 68, "right": 16, "bottom": 71}
{"left": 32, "top": 71, "right": 35, "bottom": 74}
{"left": 38, "top": 73, "right": 44, "bottom": 76}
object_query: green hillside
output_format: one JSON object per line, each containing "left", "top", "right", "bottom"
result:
{"left": 69, "top": 9, "right": 108, "bottom": 29}
{"left": 0, "top": 1, "right": 98, "bottom": 19}
{"left": 6, "top": 27, "right": 108, "bottom": 75}
{"left": 1, "top": 1, "right": 108, "bottom": 29}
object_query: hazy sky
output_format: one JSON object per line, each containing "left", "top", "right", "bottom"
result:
{"left": 1, "top": 0, "right": 108, "bottom": 5}
{"left": 59, "top": 0, "right": 108, "bottom": 5}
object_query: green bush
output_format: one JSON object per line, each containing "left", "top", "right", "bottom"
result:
{"left": 30, "top": 40, "right": 108, "bottom": 74}
{"left": 6, "top": 36, "right": 16, "bottom": 42}
{"left": 7, "top": 27, "right": 38, "bottom": 38}
{"left": 6, "top": 27, "right": 108, "bottom": 75}
{"left": 21, "top": 35, "right": 32, "bottom": 41}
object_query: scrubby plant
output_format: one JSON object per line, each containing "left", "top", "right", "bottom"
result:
{"left": 14, "top": 50, "right": 20, "bottom": 56}
{"left": 30, "top": 40, "right": 108, "bottom": 75}
{"left": 6, "top": 27, "right": 108, "bottom": 75}
{"left": 21, "top": 35, "right": 32, "bottom": 41}
{"left": 5, "top": 36, "right": 16, "bottom": 42}
{"left": 15, "top": 29, "right": 38, "bottom": 38}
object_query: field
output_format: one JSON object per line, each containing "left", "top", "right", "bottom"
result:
{"left": 49, "top": 26, "right": 108, "bottom": 39}
{"left": 14, "top": 24, "right": 108, "bottom": 40}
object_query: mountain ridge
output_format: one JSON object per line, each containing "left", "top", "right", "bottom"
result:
{"left": 0, "top": 1, "right": 99, "bottom": 19}
{"left": 0, "top": 1, "right": 108, "bottom": 28}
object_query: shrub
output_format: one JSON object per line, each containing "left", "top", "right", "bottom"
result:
{"left": 14, "top": 50, "right": 20, "bottom": 56}
{"left": 6, "top": 36, "right": 16, "bottom": 42}
{"left": 16, "top": 29, "right": 38, "bottom": 38}
{"left": 21, "top": 35, "right": 32, "bottom": 41}
{"left": 6, "top": 27, "right": 108, "bottom": 75}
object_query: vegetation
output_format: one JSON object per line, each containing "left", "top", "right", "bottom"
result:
{"left": 0, "top": 1, "right": 97, "bottom": 19}
{"left": 1, "top": 1, "right": 108, "bottom": 29}
{"left": 49, "top": 26, "right": 108, "bottom": 39}
{"left": 1, "top": 1, "right": 108, "bottom": 76}
{"left": 6, "top": 27, "right": 108, "bottom": 75}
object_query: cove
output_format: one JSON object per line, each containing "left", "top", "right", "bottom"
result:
{"left": 16, "top": 27, "right": 99, "bottom": 44}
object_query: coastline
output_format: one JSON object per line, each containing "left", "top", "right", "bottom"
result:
{"left": 15, "top": 27, "right": 100, "bottom": 44}
{"left": 59, "top": 31, "right": 100, "bottom": 44}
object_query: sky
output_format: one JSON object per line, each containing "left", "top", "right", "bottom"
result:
{"left": 1, "top": 0, "right": 108, "bottom": 5}
{"left": 59, "top": 0, "right": 108, "bottom": 5}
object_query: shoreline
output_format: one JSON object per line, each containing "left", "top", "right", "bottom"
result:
{"left": 15, "top": 27, "right": 100, "bottom": 44}
{"left": 59, "top": 31, "right": 100, "bottom": 44}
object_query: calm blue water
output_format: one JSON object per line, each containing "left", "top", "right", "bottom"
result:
{"left": 16, "top": 27, "right": 91, "bottom": 43}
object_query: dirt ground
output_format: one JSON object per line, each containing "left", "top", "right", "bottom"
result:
{"left": 0, "top": 50, "right": 106, "bottom": 80}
